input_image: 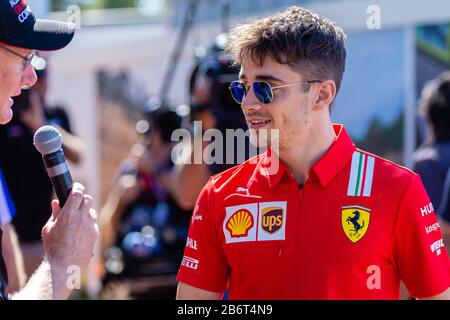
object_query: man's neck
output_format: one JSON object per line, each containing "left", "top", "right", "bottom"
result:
{"left": 274, "top": 122, "right": 336, "bottom": 185}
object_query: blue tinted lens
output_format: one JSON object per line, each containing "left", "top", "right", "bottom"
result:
{"left": 253, "top": 82, "right": 273, "bottom": 104}
{"left": 230, "top": 81, "right": 246, "bottom": 104}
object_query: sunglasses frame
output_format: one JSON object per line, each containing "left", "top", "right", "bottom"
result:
{"left": 0, "top": 44, "right": 36, "bottom": 69}
{"left": 229, "top": 80, "right": 323, "bottom": 104}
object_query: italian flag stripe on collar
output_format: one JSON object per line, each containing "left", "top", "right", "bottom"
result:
{"left": 347, "top": 151, "right": 375, "bottom": 197}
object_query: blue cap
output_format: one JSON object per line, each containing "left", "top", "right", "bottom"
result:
{"left": 0, "top": 0, "right": 75, "bottom": 51}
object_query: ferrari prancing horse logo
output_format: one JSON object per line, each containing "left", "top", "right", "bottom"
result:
{"left": 342, "top": 206, "right": 370, "bottom": 243}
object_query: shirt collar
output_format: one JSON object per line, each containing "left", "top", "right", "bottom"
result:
{"left": 311, "top": 124, "right": 356, "bottom": 187}
{"left": 255, "top": 124, "right": 355, "bottom": 189}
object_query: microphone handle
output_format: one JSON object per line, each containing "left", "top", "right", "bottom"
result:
{"left": 43, "top": 150, "right": 74, "bottom": 207}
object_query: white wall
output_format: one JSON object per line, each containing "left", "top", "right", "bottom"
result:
{"left": 27, "top": 0, "right": 51, "bottom": 18}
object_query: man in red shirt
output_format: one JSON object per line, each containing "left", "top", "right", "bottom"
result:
{"left": 176, "top": 6, "right": 450, "bottom": 299}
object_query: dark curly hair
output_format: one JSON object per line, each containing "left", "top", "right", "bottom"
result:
{"left": 226, "top": 6, "right": 347, "bottom": 92}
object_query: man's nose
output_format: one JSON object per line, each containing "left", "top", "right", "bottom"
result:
{"left": 21, "top": 64, "right": 37, "bottom": 87}
{"left": 241, "top": 85, "right": 263, "bottom": 112}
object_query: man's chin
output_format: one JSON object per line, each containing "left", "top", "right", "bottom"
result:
{"left": 249, "top": 129, "right": 270, "bottom": 148}
{"left": 249, "top": 128, "right": 280, "bottom": 150}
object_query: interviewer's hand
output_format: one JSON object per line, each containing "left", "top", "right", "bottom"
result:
{"left": 11, "top": 183, "right": 98, "bottom": 300}
{"left": 42, "top": 182, "right": 98, "bottom": 272}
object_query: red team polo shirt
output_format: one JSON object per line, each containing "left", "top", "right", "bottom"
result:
{"left": 177, "top": 124, "right": 450, "bottom": 299}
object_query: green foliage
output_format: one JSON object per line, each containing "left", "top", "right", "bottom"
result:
{"left": 95, "top": 0, "right": 139, "bottom": 9}
{"left": 51, "top": 0, "right": 140, "bottom": 11}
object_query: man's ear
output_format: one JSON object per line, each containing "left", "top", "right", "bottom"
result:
{"left": 313, "top": 80, "right": 336, "bottom": 110}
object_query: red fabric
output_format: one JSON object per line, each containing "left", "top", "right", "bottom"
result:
{"left": 177, "top": 124, "right": 450, "bottom": 299}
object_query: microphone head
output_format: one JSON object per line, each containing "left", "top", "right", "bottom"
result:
{"left": 34, "top": 125, "right": 62, "bottom": 155}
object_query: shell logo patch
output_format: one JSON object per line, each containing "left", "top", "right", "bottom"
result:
{"left": 342, "top": 205, "right": 371, "bottom": 243}
{"left": 226, "top": 209, "right": 254, "bottom": 238}
{"left": 224, "top": 203, "right": 257, "bottom": 244}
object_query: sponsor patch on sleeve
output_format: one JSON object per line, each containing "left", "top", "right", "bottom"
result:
{"left": 181, "top": 256, "right": 199, "bottom": 270}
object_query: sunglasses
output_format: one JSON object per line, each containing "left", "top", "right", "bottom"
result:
{"left": 0, "top": 44, "right": 36, "bottom": 70}
{"left": 229, "top": 80, "right": 322, "bottom": 104}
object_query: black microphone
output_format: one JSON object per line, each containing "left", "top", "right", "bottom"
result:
{"left": 34, "top": 125, "right": 74, "bottom": 207}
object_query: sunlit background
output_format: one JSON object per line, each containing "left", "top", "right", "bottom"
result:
{"left": 17, "top": 0, "right": 450, "bottom": 298}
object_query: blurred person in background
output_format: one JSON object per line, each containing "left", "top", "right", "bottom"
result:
{"left": 0, "top": 56, "right": 84, "bottom": 277}
{"left": 413, "top": 71, "right": 450, "bottom": 253}
{"left": 100, "top": 108, "right": 191, "bottom": 299}
{"left": 158, "top": 34, "right": 249, "bottom": 211}
{"left": 0, "top": 0, "right": 97, "bottom": 300}
{"left": 99, "top": 37, "right": 250, "bottom": 298}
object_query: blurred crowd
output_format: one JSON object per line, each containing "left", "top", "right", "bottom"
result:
{"left": 0, "top": 32, "right": 449, "bottom": 300}
{"left": 97, "top": 34, "right": 251, "bottom": 299}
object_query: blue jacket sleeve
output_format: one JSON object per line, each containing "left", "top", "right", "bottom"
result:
{"left": 0, "top": 167, "right": 15, "bottom": 225}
